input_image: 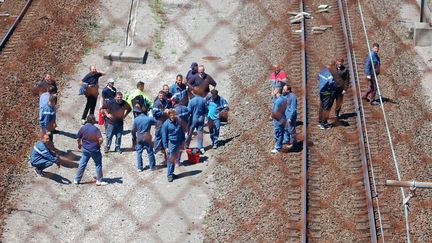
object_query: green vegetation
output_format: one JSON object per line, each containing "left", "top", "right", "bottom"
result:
{"left": 150, "top": 0, "right": 167, "bottom": 59}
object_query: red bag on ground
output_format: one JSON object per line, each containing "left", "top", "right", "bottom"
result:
{"left": 98, "top": 108, "right": 104, "bottom": 125}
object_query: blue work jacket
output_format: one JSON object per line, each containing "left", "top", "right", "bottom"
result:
{"left": 317, "top": 68, "right": 335, "bottom": 95}
{"left": 31, "top": 140, "right": 57, "bottom": 166}
{"left": 285, "top": 92, "right": 298, "bottom": 121}
{"left": 206, "top": 95, "right": 228, "bottom": 120}
{"left": 365, "top": 51, "right": 381, "bottom": 76}
{"left": 161, "top": 118, "right": 185, "bottom": 148}
{"left": 187, "top": 96, "right": 207, "bottom": 120}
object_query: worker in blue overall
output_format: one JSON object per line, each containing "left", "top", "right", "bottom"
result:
{"left": 317, "top": 65, "right": 336, "bottom": 129}
{"left": 271, "top": 88, "right": 287, "bottom": 153}
{"left": 282, "top": 85, "right": 297, "bottom": 149}
{"left": 186, "top": 93, "right": 207, "bottom": 154}
{"left": 206, "top": 89, "right": 229, "bottom": 149}
{"left": 161, "top": 109, "right": 186, "bottom": 182}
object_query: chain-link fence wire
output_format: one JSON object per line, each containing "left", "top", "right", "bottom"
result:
{"left": 1, "top": 0, "right": 432, "bottom": 242}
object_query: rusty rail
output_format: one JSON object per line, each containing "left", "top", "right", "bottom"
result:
{"left": 0, "top": 0, "right": 33, "bottom": 52}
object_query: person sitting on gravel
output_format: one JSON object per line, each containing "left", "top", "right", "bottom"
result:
{"left": 271, "top": 88, "right": 287, "bottom": 154}
{"left": 133, "top": 106, "right": 158, "bottom": 172}
{"left": 269, "top": 64, "right": 288, "bottom": 99}
{"left": 74, "top": 115, "right": 107, "bottom": 186}
{"left": 170, "top": 74, "right": 189, "bottom": 106}
{"left": 206, "top": 89, "right": 229, "bottom": 149}
{"left": 161, "top": 109, "right": 186, "bottom": 182}
{"left": 317, "top": 64, "right": 336, "bottom": 129}
{"left": 80, "top": 65, "right": 105, "bottom": 125}
{"left": 186, "top": 92, "right": 207, "bottom": 154}
{"left": 282, "top": 85, "right": 297, "bottom": 149}
{"left": 30, "top": 133, "right": 60, "bottom": 177}
{"left": 189, "top": 65, "right": 216, "bottom": 97}
{"left": 102, "top": 92, "right": 131, "bottom": 154}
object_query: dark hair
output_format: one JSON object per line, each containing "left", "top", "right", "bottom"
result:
{"left": 86, "top": 114, "right": 96, "bottom": 124}
{"left": 210, "top": 89, "right": 218, "bottom": 96}
{"left": 372, "top": 43, "right": 380, "bottom": 48}
{"left": 176, "top": 74, "right": 183, "bottom": 80}
{"left": 137, "top": 81, "right": 144, "bottom": 88}
{"left": 285, "top": 85, "right": 292, "bottom": 92}
{"left": 116, "top": 91, "right": 123, "bottom": 96}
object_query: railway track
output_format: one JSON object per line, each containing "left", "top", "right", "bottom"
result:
{"left": 284, "top": 0, "right": 380, "bottom": 242}
{"left": 0, "top": 0, "right": 34, "bottom": 63}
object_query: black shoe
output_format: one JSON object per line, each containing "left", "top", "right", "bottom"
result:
{"left": 167, "top": 176, "right": 174, "bottom": 182}
{"left": 115, "top": 147, "right": 122, "bottom": 154}
{"left": 104, "top": 146, "right": 109, "bottom": 154}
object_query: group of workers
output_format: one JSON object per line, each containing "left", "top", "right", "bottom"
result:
{"left": 271, "top": 43, "right": 381, "bottom": 152}
{"left": 31, "top": 62, "right": 229, "bottom": 183}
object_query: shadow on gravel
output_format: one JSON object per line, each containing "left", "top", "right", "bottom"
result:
{"left": 339, "top": 112, "right": 357, "bottom": 120}
{"left": 296, "top": 120, "right": 304, "bottom": 127}
{"left": 55, "top": 130, "right": 77, "bottom": 139}
{"left": 103, "top": 177, "right": 123, "bottom": 184}
{"left": 332, "top": 120, "right": 350, "bottom": 127}
{"left": 373, "top": 96, "right": 397, "bottom": 104}
{"left": 217, "top": 134, "right": 240, "bottom": 147}
{"left": 176, "top": 170, "right": 202, "bottom": 179}
{"left": 57, "top": 150, "right": 80, "bottom": 168}
{"left": 43, "top": 172, "right": 72, "bottom": 184}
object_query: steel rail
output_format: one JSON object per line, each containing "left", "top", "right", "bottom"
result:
{"left": 337, "top": 0, "right": 377, "bottom": 242}
{"left": 300, "top": 0, "right": 307, "bottom": 241}
{"left": 0, "top": 0, "right": 33, "bottom": 52}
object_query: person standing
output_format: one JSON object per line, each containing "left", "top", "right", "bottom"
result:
{"left": 189, "top": 65, "right": 216, "bottom": 97}
{"left": 152, "top": 90, "right": 170, "bottom": 163}
{"left": 269, "top": 64, "right": 288, "bottom": 98}
{"left": 80, "top": 65, "right": 105, "bottom": 125}
{"left": 102, "top": 92, "right": 131, "bottom": 153}
{"left": 362, "top": 43, "right": 381, "bottom": 105}
{"left": 126, "top": 81, "right": 153, "bottom": 147}
{"left": 282, "top": 85, "right": 297, "bottom": 149}
{"left": 317, "top": 65, "right": 336, "bottom": 129}
{"left": 40, "top": 95, "right": 57, "bottom": 145}
{"left": 172, "top": 96, "right": 190, "bottom": 135}
{"left": 161, "top": 109, "right": 186, "bottom": 182}
{"left": 271, "top": 88, "right": 287, "bottom": 153}
{"left": 132, "top": 108, "right": 157, "bottom": 172}
{"left": 170, "top": 74, "right": 189, "bottom": 106}
{"left": 333, "top": 57, "right": 349, "bottom": 118}
{"left": 206, "top": 89, "right": 229, "bottom": 149}
{"left": 30, "top": 133, "right": 60, "bottom": 177}
{"left": 186, "top": 93, "right": 207, "bottom": 154}
{"left": 74, "top": 115, "right": 107, "bottom": 186}
{"left": 186, "top": 62, "right": 198, "bottom": 84}
{"left": 101, "top": 78, "right": 117, "bottom": 107}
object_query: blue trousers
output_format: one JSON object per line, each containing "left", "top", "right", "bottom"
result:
{"left": 208, "top": 118, "right": 221, "bottom": 146}
{"left": 31, "top": 159, "right": 55, "bottom": 171}
{"left": 283, "top": 117, "right": 297, "bottom": 144}
{"left": 273, "top": 121, "right": 284, "bottom": 151}
{"left": 75, "top": 148, "right": 103, "bottom": 182}
{"left": 153, "top": 126, "right": 163, "bottom": 153}
{"left": 167, "top": 141, "right": 182, "bottom": 177}
{"left": 106, "top": 122, "right": 123, "bottom": 149}
{"left": 186, "top": 117, "right": 204, "bottom": 149}
{"left": 136, "top": 141, "right": 156, "bottom": 170}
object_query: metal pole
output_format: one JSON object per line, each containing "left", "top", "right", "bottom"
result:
{"left": 420, "top": 0, "right": 425, "bottom": 22}
{"left": 386, "top": 180, "right": 432, "bottom": 188}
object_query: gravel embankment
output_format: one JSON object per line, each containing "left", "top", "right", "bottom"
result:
{"left": 204, "top": 0, "right": 432, "bottom": 242}
{"left": 0, "top": 0, "right": 98, "bottom": 236}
